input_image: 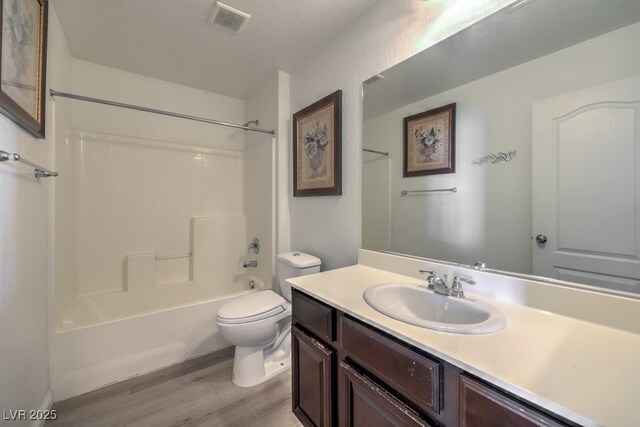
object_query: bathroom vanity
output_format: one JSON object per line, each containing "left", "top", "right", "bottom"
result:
{"left": 291, "top": 291, "right": 567, "bottom": 427}
{"left": 288, "top": 250, "right": 640, "bottom": 427}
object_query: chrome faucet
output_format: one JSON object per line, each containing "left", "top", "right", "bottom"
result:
{"left": 419, "top": 270, "right": 475, "bottom": 298}
{"left": 242, "top": 260, "right": 258, "bottom": 268}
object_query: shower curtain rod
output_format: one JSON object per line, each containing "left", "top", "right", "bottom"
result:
{"left": 49, "top": 89, "right": 275, "bottom": 135}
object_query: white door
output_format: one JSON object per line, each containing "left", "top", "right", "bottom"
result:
{"left": 532, "top": 75, "right": 640, "bottom": 294}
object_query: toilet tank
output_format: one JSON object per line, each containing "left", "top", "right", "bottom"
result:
{"left": 277, "top": 252, "right": 321, "bottom": 301}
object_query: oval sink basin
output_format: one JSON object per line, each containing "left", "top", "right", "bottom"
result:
{"left": 363, "top": 283, "right": 506, "bottom": 334}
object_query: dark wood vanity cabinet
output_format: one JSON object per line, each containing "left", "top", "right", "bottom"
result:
{"left": 291, "top": 289, "right": 573, "bottom": 427}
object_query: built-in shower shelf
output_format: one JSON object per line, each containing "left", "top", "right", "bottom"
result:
{"left": 155, "top": 253, "right": 192, "bottom": 261}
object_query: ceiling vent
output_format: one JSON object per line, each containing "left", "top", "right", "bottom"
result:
{"left": 208, "top": 1, "right": 251, "bottom": 34}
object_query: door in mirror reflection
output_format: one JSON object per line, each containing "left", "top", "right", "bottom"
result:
{"left": 532, "top": 76, "right": 640, "bottom": 293}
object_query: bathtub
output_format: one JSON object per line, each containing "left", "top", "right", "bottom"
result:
{"left": 51, "top": 288, "right": 260, "bottom": 401}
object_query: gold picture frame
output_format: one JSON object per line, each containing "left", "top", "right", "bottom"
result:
{"left": 292, "top": 90, "right": 342, "bottom": 196}
{"left": 0, "top": 0, "right": 48, "bottom": 139}
{"left": 403, "top": 103, "right": 456, "bottom": 177}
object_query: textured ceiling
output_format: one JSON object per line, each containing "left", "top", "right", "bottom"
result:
{"left": 52, "top": 0, "right": 379, "bottom": 99}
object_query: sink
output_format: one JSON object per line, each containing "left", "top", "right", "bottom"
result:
{"left": 363, "top": 283, "right": 506, "bottom": 334}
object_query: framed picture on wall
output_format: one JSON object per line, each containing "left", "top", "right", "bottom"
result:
{"left": 403, "top": 103, "right": 456, "bottom": 177}
{"left": 0, "top": 0, "right": 49, "bottom": 139}
{"left": 292, "top": 90, "right": 342, "bottom": 196}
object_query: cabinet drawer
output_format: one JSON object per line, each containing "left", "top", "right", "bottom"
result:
{"left": 339, "top": 361, "right": 432, "bottom": 427}
{"left": 460, "top": 375, "right": 568, "bottom": 427}
{"left": 338, "top": 315, "right": 440, "bottom": 414}
{"left": 293, "top": 290, "right": 335, "bottom": 343}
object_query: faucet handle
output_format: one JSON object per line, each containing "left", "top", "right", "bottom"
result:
{"left": 450, "top": 275, "right": 476, "bottom": 298}
{"left": 419, "top": 269, "right": 436, "bottom": 277}
{"left": 454, "top": 276, "right": 476, "bottom": 286}
{"left": 419, "top": 270, "right": 437, "bottom": 289}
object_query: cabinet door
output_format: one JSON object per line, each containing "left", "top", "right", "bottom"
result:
{"left": 339, "top": 361, "right": 431, "bottom": 427}
{"left": 460, "top": 376, "right": 567, "bottom": 427}
{"left": 292, "top": 326, "right": 334, "bottom": 427}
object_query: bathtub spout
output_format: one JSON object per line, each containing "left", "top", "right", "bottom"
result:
{"left": 242, "top": 260, "right": 258, "bottom": 268}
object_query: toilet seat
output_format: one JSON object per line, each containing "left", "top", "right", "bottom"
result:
{"left": 217, "top": 290, "right": 288, "bottom": 325}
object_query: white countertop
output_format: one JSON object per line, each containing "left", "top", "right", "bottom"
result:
{"left": 288, "top": 264, "right": 640, "bottom": 427}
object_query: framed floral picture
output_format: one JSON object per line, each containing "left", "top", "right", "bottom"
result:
{"left": 293, "top": 90, "right": 342, "bottom": 196}
{"left": 403, "top": 103, "right": 456, "bottom": 177}
{"left": 0, "top": 0, "right": 48, "bottom": 139}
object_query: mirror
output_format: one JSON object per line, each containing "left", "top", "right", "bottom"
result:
{"left": 362, "top": 0, "right": 640, "bottom": 296}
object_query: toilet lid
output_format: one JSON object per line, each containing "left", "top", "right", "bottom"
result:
{"left": 217, "top": 290, "right": 287, "bottom": 324}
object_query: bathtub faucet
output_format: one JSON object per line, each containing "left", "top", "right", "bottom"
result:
{"left": 242, "top": 260, "right": 258, "bottom": 268}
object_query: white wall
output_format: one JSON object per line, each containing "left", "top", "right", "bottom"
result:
{"left": 0, "top": 4, "right": 72, "bottom": 421}
{"left": 245, "top": 71, "right": 291, "bottom": 289}
{"left": 244, "top": 74, "right": 278, "bottom": 288}
{"left": 289, "top": 0, "right": 513, "bottom": 271}
{"left": 71, "top": 59, "right": 245, "bottom": 150}
{"left": 243, "top": 140, "right": 274, "bottom": 288}
{"left": 363, "top": 22, "right": 640, "bottom": 274}
{"left": 51, "top": 16, "right": 76, "bottom": 337}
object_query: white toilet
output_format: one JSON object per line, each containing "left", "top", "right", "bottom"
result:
{"left": 216, "top": 251, "right": 321, "bottom": 387}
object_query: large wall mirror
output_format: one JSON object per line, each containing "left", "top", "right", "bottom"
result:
{"left": 362, "top": 0, "right": 640, "bottom": 296}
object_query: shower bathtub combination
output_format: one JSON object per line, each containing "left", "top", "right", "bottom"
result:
{"left": 51, "top": 92, "right": 276, "bottom": 400}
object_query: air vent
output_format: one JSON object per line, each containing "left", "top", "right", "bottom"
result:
{"left": 208, "top": 1, "right": 251, "bottom": 34}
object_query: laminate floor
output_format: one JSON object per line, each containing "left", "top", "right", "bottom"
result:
{"left": 47, "top": 348, "right": 302, "bottom": 427}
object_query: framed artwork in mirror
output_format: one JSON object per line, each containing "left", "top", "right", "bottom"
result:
{"left": 293, "top": 90, "right": 342, "bottom": 196}
{"left": 403, "top": 103, "right": 456, "bottom": 177}
{"left": 0, "top": 0, "right": 48, "bottom": 139}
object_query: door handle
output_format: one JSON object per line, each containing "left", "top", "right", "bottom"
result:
{"left": 535, "top": 234, "right": 548, "bottom": 244}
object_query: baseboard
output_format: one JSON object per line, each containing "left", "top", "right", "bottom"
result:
{"left": 31, "top": 390, "right": 53, "bottom": 427}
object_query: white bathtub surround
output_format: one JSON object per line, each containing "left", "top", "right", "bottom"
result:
{"left": 52, "top": 131, "right": 253, "bottom": 330}
{"left": 73, "top": 132, "right": 244, "bottom": 297}
{"left": 287, "top": 249, "right": 640, "bottom": 427}
{"left": 193, "top": 216, "right": 247, "bottom": 292}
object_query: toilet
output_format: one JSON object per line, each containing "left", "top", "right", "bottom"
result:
{"left": 216, "top": 251, "right": 321, "bottom": 387}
